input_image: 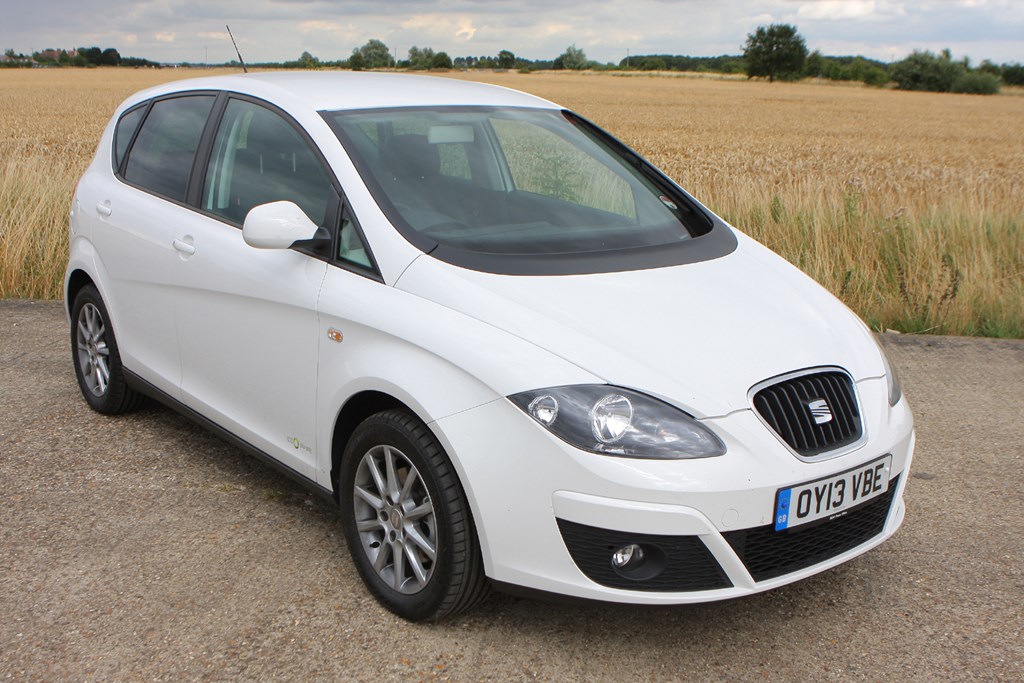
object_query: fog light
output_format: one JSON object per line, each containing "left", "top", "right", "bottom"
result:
{"left": 611, "top": 543, "right": 645, "bottom": 570}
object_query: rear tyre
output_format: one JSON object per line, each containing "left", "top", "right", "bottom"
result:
{"left": 339, "top": 410, "right": 490, "bottom": 621}
{"left": 70, "top": 285, "right": 143, "bottom": 415}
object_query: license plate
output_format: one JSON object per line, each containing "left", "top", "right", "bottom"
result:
{"left": 774, "top": 455, "right": 893, "bottom": 531}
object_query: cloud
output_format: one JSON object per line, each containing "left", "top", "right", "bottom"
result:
{"left": 798, "top": 1, "right": 877, "bottom": 21}
{"left": 455, "top": 18, "right": 477, "bottom": 41}
{"left": 537, "top": 22, "right": 573, "bottom": 37}
{"left": 401, "top": 15, "right": 478, "bottom": 42}
{"left": 299, "top": 20, "right": 344, "bottom": 34}
{"left": 197, "top": 31, "right": 229, "bottom": 40}
{"left": 154, "top": 31, "right": 175, "bottom": 43}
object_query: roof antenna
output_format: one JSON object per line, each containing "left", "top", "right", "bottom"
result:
{"left": 225, "top": 24, "right": 248, "bottom": 73}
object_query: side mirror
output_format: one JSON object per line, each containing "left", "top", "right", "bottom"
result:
{"left": 242, "top": 201, "right": 326, "bottom": 250}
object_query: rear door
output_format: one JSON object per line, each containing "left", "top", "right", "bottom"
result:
{"left": 92, "top": 94, "right": 218, "bottom": 397}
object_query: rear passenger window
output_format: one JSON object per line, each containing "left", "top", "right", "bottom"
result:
{"left": 122, "top": 95, "right": 215, "bottom": 202}
{"left": 113, "top": 105, "right": 145, "bottom": 171}
{"left": 202, "top": 99, "right": 333, "bottom": 226}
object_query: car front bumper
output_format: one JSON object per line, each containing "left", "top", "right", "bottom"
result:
{"left": 431, "top": 376, "right": 914, "bottom": 604}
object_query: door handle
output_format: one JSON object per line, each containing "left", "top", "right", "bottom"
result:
{"left": 96, "top": 202, "right": 112, "bottom": 217}
{"left": 172, "top": 238, "right": 196, "bottom": 255}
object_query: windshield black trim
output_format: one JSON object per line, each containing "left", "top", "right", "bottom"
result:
{"left": 322, "top": 105, "right": 737, "bottom": 276}
{"left": 430, "top": 216, "right": 736, "bottom": 275}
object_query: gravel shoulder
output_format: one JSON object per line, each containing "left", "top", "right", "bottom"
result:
{"left": 1, "top": 300, "right": 1021, "bottom": 681}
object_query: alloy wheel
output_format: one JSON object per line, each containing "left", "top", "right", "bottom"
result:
{"left": 352, "top": 445, "right": 438, "bottom": 594}
{"left": 76, "top": 302, "right": 110, "bottom": 397}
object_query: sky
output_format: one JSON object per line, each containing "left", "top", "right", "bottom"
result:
{"left": 4, "top": 0, "right": 1023, "bottom": 66}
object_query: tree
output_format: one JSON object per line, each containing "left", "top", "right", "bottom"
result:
{"left": 299, "top": 51, "right": 320, "bottom": 69}
{"left": 407, "top": 46, "right": 435, "bottom": 70}
{"left": 977, "top": 59, "right": 1001, "bottom": 77}
{"left": 1001, "top": 63, "right": 1024, "bottom": 86}
{"left": 554, "top": 44, "right": 588, "bottom": 70}
{"left": 79, "top": 47, "right": 103, "bottom": 65}
{"left": 640, "top": 56, "right": 667, "bottom": 71}
{"left": 431, "top": 52, "right": 453, "bottom": 70}
{"left": 804, "top": 49, "right": 824, "bottom": 77}
{"left": 861, "top": 66, "right": 889, "bottom": 87}
{"left": 353, "top": 39, "right": 394, "bottom": 69}
{"left": 950, "top": 71, "right": 1000, "bottom": 95}
{"left": 348, "top": 52, "right": 366, "bottom": 71}
{"left": 120, "top": 56, "right": 159, "bottom": 68}
{"left": 743, "top": 24, "right": 808, "bottom": 82}
{"left": 890, "top": 50, "right": 965, "bottom": 92}
{"left": 99, "top": 47, "right": 121, "bottom": 66}
{"left": 497, "top": 50, "right": 516, "bottom": 69}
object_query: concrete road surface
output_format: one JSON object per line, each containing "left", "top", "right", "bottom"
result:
{"left": 1, "top": 300, "right": 1021, "bottom": 681}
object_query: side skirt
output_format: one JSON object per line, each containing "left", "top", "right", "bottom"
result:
{"left": 124, "top": 369, "right": 338, "bottom": 505}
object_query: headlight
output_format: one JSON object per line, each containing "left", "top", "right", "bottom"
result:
{"left": 875, "top": 338, "right": 903, "bottom": 406}
{"left": 509, "top": 385, "right": 726, "bottom": 459}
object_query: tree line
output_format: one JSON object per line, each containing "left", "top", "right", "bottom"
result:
{"left": 4, "top": 32, "right": 1022, "bottom": 95}
{"left": 2, "top": 46, "right": 159, "bottom": 68}
{"left": 740, "top": 24, "right": 1018, "bottom": 94}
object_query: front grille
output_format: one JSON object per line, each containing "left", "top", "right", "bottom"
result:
{"left": 723, "top": 475, "right": 900, "bottom": 582}
{"left": 753, "top": 370, "right": 862, "bottom": 457}
{"left": 556, "top": 519, "right": 732, "bottom": 592}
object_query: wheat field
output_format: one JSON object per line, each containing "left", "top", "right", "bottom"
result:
{"left": 2, "top": 68, "right": 1022, "bottom": 336}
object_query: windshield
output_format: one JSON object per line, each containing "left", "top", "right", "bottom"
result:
{"left": 326, "top": 107, "right": 727, "bottom": 274}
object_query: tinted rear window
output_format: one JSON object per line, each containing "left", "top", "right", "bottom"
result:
{"left": 123, "top": 95, "right": 216, "bottom": 202}
{"left": 113, "top": 105, "right": 146, "bottom": 172}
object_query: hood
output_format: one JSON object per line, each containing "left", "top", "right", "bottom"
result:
{"left": 394, "top": 231, "right": 884, "bottom": 418}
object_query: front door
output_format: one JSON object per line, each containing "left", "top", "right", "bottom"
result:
{"left": 173, "top": 97, "right": 338, "bottom": 479}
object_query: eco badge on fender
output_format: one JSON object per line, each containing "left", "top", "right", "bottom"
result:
{"left": 286, "top": 435, "right": 313, "bottom": 454}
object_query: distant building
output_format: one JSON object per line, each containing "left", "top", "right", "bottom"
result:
{"left": 34, "top": 48, "right": 77, "bottom": 62}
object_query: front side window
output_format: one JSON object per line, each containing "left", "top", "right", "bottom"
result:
{"left": 203, "top": 99, "right": 333, "bottom": 226}
{"left": 338, "top": 206, "right": 373, "bottom": 269}
{"left": 122, "top": 95, "right": 215, "bottom": 202}
{"left": 327, "top": 107, "right": 720, "bottom": 274}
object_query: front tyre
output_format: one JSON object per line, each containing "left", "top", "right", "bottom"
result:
{"left": 339, "top": 410, "right": 489, "bottom": 621}
{"left": 70, "top": 285, "right": 142, "bottom": 415}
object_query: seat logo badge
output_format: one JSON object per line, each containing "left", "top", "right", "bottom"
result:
{"left": 806, "top": 398, "right": 832, "bottom": 425}
{"left": 327, "top": 328, "right": 344, "bottom": 343}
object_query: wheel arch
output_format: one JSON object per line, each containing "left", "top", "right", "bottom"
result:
{"left": 65, "top": 268, "right": 96, "bottom": 317}
{"left": 330, "top": 390, "right": 414, "bottom": 499}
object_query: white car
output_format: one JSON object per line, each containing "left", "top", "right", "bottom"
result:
{"left": 65, "top": 72, "right": 914, "bottom": 621}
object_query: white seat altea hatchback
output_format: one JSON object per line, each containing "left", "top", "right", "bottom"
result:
{"left": 66, "top": 72, "right": 914, "bottom": 621}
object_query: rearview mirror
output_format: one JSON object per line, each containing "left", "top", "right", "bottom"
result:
{"left": 242, "top": 201, "right": 324, "bottom": 250}
{"left": 428, "top": 124, "right": 474, "bottom": 144}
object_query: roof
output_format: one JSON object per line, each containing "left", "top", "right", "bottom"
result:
{"left": 122, "top": 71, "right": 560, "bottom": 114}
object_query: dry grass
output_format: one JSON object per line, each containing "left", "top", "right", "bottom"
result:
{"left": 0, "top": 68, "right": 235, "bottom": 298}
{"left": 2, "top": 68, "right": 1022, "bottom": 336}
